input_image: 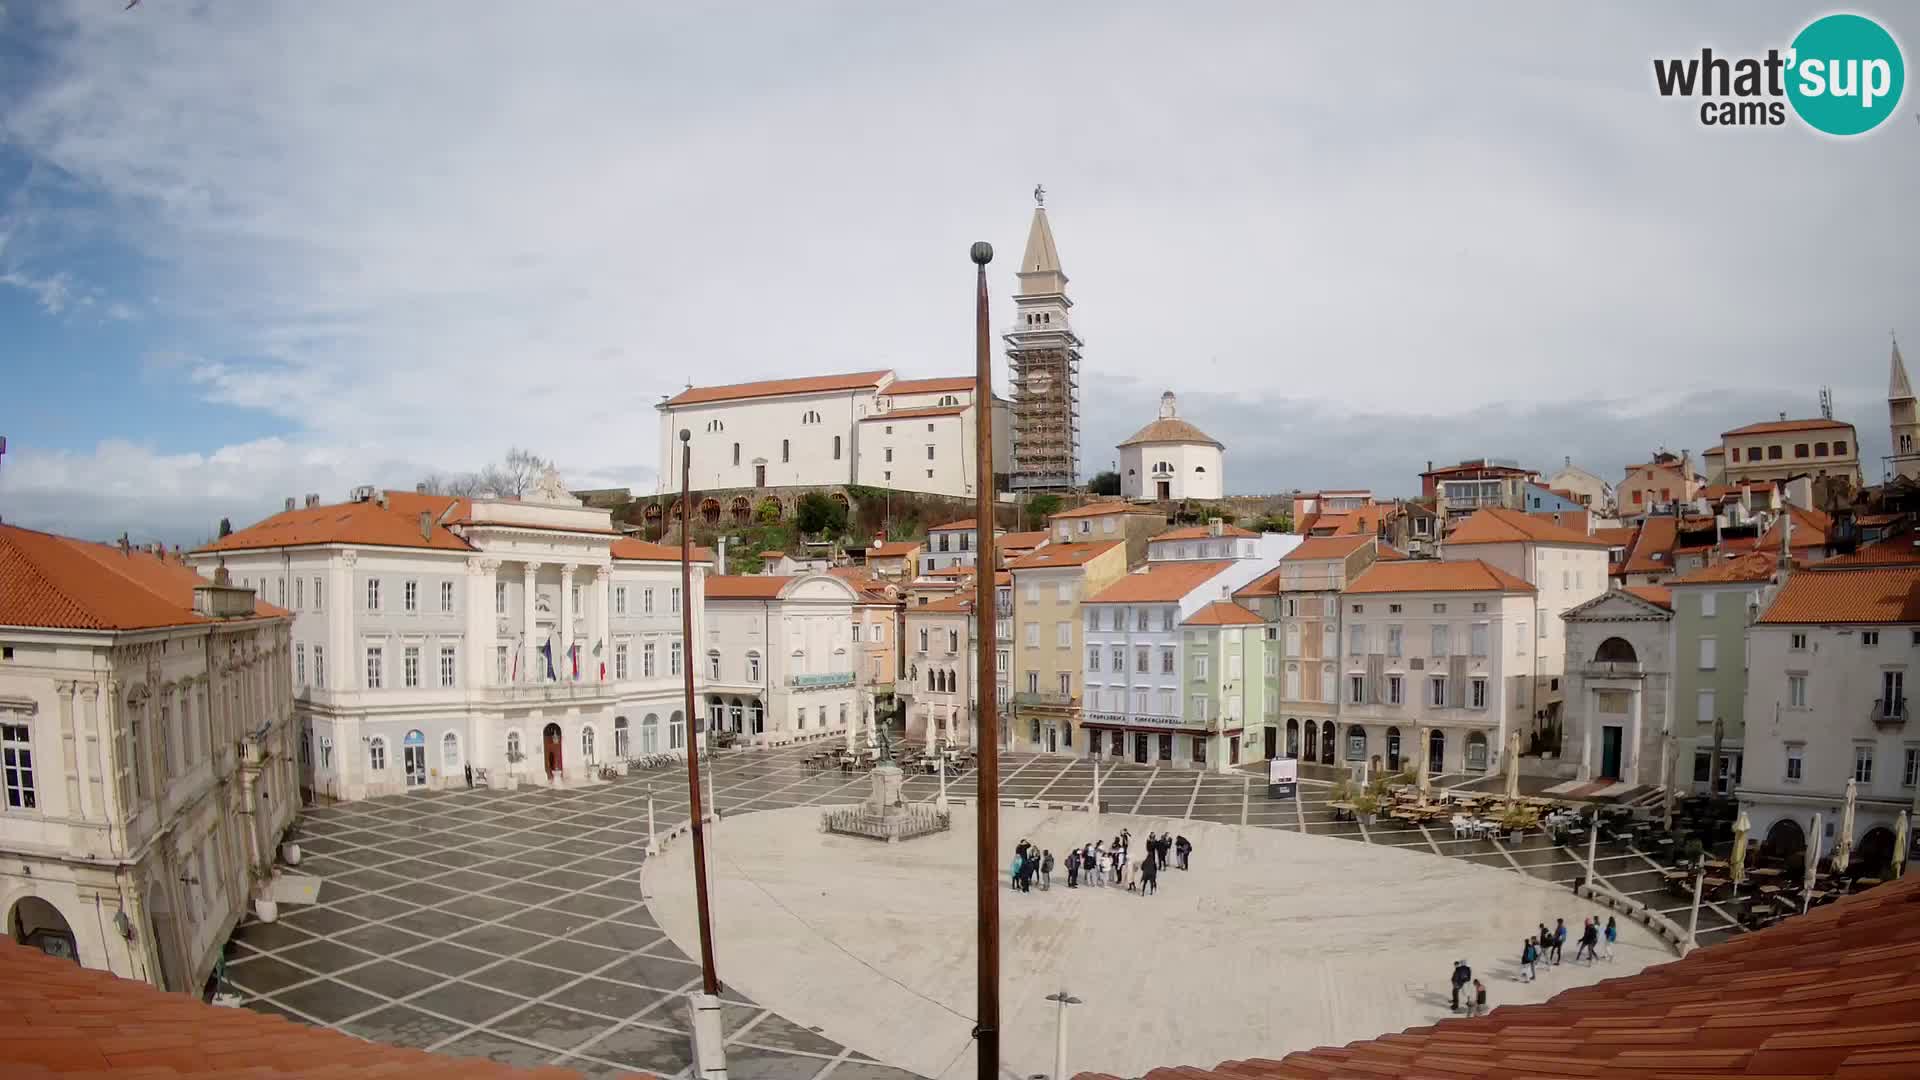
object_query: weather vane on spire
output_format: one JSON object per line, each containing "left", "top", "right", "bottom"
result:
{"left": 1033, "top": 184, "right": 1045, "bottom": 207}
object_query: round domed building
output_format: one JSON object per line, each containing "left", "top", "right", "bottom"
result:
{"left": 1118, "top": 391, "right": 1225, "bottom": 501}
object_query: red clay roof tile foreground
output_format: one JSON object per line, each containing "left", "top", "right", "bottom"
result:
{"left": 1078, "top": 872, "right": 1920, "bottom": 1080}
{"left": 2, "top": 524, "right": 286, "bottom": 631}
{"left": 1446, "top": 507, "right": 1611, "bottom": 548}
{"left": 0, "top": 939, "right": 631, "bottom": 1078}
{"left": 1757, "top": 565, "right": 1920, "bottom": 624}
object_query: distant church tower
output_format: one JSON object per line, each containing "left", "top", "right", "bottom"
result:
{"left": 1004, "top": 187, "right": 1082, "bottom": 493}
{"left": 1890, "top": 335, "right": 1920, "bottom": 482}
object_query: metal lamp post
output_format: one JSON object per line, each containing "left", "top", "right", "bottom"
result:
{"left": 678, "top": 429, "right": 727, "bottom": 1080}
{"left": 1045, "top": 990, "right": 1083, "bottom": 1080}
{"left": 969, "top": 239, "right": 1002, "bottom": 1080}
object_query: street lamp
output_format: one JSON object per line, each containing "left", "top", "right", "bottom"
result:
{"left": 1044, "top": 990, "right": 1083, "bottom": 1080}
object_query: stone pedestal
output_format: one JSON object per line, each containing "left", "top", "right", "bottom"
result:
{"left": 872, "top": 763, "right": 904, "bottom": 809}
{"left": 822, "top": 761, "right": 949, "bottom": 842}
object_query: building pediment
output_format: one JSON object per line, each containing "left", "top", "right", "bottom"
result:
{"left": 1562, "top": 589, "right": 1672, "bottom": 622}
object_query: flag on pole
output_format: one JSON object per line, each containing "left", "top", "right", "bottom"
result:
{"left": 594, "top": 639, "right": 605, "bottom": 682}
{"left": 540, "top": 638, "right": 555, "bottom": 681}
{"left": 510, "top": 633, "right": 521, "bottom": 681}
{"left": 570, "top": 642, "right": 580, "bottom": 680}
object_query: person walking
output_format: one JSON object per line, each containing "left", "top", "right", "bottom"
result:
{"left": 1471, "top": 979, "right": 1487, "bottom": 1018}
{"left": 1449, "top": 960, "right": 1472, "bottom": 1012}
{"left": 1009, "top": 852, "right": 1023, "bottom": 892}
{"left": 1536, "top": 923, "right": 1551, "bottom": 971}
{"left": 1577, "top": 919, "right": 1599, "bottom": 965}
{"left": 1602, "top": 916, "right": 1617, "bottom": 961}
{"left": 1519, "top": 938, "right": 1537, "bottom": 982}
{"left": 1040, "top": 850, "right": 1054, "bottom": 891}
{"left": 1141, "top": 850, "right": 1158, "bottom": 895}
{"left": 1065, "top": 847, "right": 1080, "bottom": 889}
{"left": 1092, "top": 844, "right": 1107, "bottom": 886}
{"left": 1159, "top": 834, "right": 1173, "bottom": 869}
{"left": 1551, "top": 919, "right": 1566, "bottom": 966}
{"left": 1176, "top": 834, "right": 1191, "bottom": 870}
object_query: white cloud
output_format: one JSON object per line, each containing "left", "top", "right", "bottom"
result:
{"left": 1, "top": 1, "right": 1915, "bottom": 511}
{"left": 1, "top": 267, "right": 72, "bottom": 313}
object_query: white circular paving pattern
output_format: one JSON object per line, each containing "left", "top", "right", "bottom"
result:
{"left": 647, "top": 804, "right": 1671, "bottom": 1080}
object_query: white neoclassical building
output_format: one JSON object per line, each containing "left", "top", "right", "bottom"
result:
{"left": 654, "top": 371, "right": 1011, "bottom": 500}
{"left": 702, "top": 573, "right": 861, "bottom": 746}
{"left": 1, "top": 524, "right": 295, "bottom": 995}
{"left": 1118, "top": 392, "right": 1225, "bottom": 502}
{"left": 1560, "top": 587, "right": 1675, "bottom": 787}
{"left": 189, "top": 474, "right": 709, "bottom": 800}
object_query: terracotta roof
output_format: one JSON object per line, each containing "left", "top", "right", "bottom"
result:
{"left": 1816, "top": 535, "right": 1920, "bottom": 568}
{"left": 1347, "top": 559, "right": 1534, "bottom": 595}
{"left": 609, "top": 537, "right": 714, "bottom": 563}
{"left": 663, "top": 369, "right": 890, "bottom": 407}
{"left": 1375, "top": 544, "right": 1408, "bottom": 561}
{"left": 1331, "top": 505, "right": 1391, "bottom": 536}
{"left": 1699, "top": 482, "right": 1771, "bottom": 501}
{"left": 927, "top": 519, "right": 979, "bottom": 532}
{"left": 925, "top": 565, "right": 974, "bottom": 578}
{"left": 2, "top": 525, "right": 286, "bottom": 631}
{"left": 863, "top": 404, "right": 969, "bottom": 421}
{"left": 1757, "top": 565, "right": 1920, "bottom": 624}
{"left": 1623, "top": 584, "right": 1673, "bottom": 609}
{"left": 1182, "top": 599, "right": 1264, "bottom": 626}
{"left": 1591, "top": 525, "right": 1638, "bottom": 549}
{"left": 999, "top": 530, "right": 1049, "bottom": 549}
{"left": 1279, "top": 535, "right": 1374, "bottom": 562}
{"left": 866, "top": 541, "right": 921, "bottom": 558}
{"left": 1702, "top": 445, "right": 1725, "bottom": 455}
{"left": 1525, "top": 508, "right": 1589, "bottom": 534}
{"left": 1087, "top": 561, "right": 1235, "bottom": 604}
{"left": 1421, "top": 460, "right": 1535, "bottom": 478}
{"left": 883, "top": 376, "right": 974, "bottom": 396}
{"left": 1723, "top": 416, "right": 1855, "bottom": 436}
{"left": 0, "top": 939, "right": 613, "bottom": 1078}
{"left": 1232, "top": 565, "right": 1284, "bottom": 599}
{"left": 196, "top": 494, "right": 476, "bottom": 554}
{"left": 1668, "top": 551, "right": 1786, "bottom": 585}
{"left": 1048, "top": 500, "right": 1162, "bottom": 520}
{"left": 1117, "top": 416, "right": 1222, "bottom": 449}
{"left": 1758, "top": 504, "right": 1833, "bottom": 550}
{"left": 1148, "top": 524, "right": 1258, "bottom": 542}
{"left": 1445, "top": 507, "right": 1610, "bottom": 548}
{"left": 919, "top": 594, "right": 975, "bottom": 613}
{"left": 704, "top": 575, "right": 795, "bottom": 600}
{"left": 1007, "top": 540, "right": 1122, "bottom": 570}
{"left": 1622, "top": 515, "right": 1680, "bottom": 575}
{"left": 1087, "top": 872, "right": 1920, "bottom": 1080}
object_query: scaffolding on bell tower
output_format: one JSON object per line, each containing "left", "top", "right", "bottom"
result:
{"left": 1004, "top": 192, "right": 1082, "bottom": 493}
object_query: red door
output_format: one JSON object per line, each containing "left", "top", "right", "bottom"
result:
{"left": 543, "top": 723, "right": 563, "bottom": 779}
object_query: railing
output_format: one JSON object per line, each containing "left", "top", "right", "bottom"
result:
{"left": 1872, "top": 696, "right": 1907, "bottom": 729}
{"left": 481, "top": 682, "right": 620, "bottom": 704}
{"left": 1583, "top": 660, "right": 1646, "bottom": 679}
{"left": 788, "top": 672, "right": 856, "bottom": 690}
{"left": 1014, "top": 690, "right": 1075, "bottom": 707}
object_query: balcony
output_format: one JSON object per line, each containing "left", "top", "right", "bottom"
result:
{"left": 1014, "top": 690, "right": 1076, "bottom": 708}
{"left": 481, "top": 682, "right": 621, "bottom": 705}
{"left": 1581, "top": 660, "right": 1645, "bottom": 681}
{"left": 1872, "top": 696, "right": 1906, "bottom": 730}
{"left": 788, "top": 672, "right": 856, "bottom": 691}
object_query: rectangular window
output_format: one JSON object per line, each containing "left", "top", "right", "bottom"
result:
{"left": 1387, "top": 625, "right": 1402, "bottom": 658}
{"left": 1053, "top": 581, "right": 1072, "bottom": 604}
{"left": 1853, "top": 746, "right": 1874, "bottom": 784}
{"left": 1699, "top": 636, "right": 1717, "bottom": 670}
{"left": 1110, "top": 646, "right": 1124, "bottom": 672}
{"left": 1904, "top": 747, "right": 1919, "bottom": 788}
{"left": 782, "top": 439, "right": 790, "bottom": 463}
{"left": 1387, "top": 674, "right": 1403, "bottom": 705}
{"left": 440, "top": 581, "right": 454, "bottom": 612}
{"left": 1430, "top": 625, "right": 1448, "bottom": 656}
{"left": 644, "top": 588, "right": 655, "bottom": 614}
{"left": 439, "top": 645, "right": 457, "bottom": 687}
{"left": 314, "top": 645, "right": 326, "bottom": 688}
{"left": 616, "top": 643, "right": 630, "bottom": 680}
{"left": 747, "top": 653, "right": 761, "bottom": 681}
{"left": 643, "top": 642, "right": 657, "bottom": 677}
{"left": 670, "top": 641, "right": 681, "bottom": 675}
{"left": 1087, "top": 646, "right": 1100, "bottom": 672}
{"left": 294, "top": 577, "right": 303, "bottom": 609}
{"left": 496, "top": 581, "right": 507, "bottom": 615}
{"left": 404, "top": 646, "right": 420, "bottom": 688}
{"left": 1430, "top": 676, "right": 1447, "bottom": 707}
{"left": 1026, "top": 671, "right": 1039, "bottom": 693}
{"left": 295, "top": 644, "right": 306, "bottom": 685}
{"left": 1881, "top": 670, "right": 1904, "bottom": 715}
{"left": 1470, "top": 678, "right": 1487, "bottom": 709}
{"left": 1136, "top": 607, "right": 1150, "bottom": 632}
{"left": 708, "top": 652, "right": 722, "bottom": 680}
{"left": 927, "top": 445, "right": 935, "bottom": 460}
{"left": 671, "top": 587, "right": 681, "bottom": 613}
{"left": 615, "top": 586, "right": 627, "bottom": 615}
{"left": 1348, "top": 674, "right": 1364, "bottom": 704}
{"left": 1790, "top": 631, "right": 1807, "bottom": 650}
{"left": 315, "top": 577, "right": 325, "bottom": 611}
{"left": 1349, "top": 625, "right": 1364, "bottom": 656}
{"left": 1700, "top": 590, "right": 1717, "bottom": 617}
{"left": 404, "top": 580, "right": 418, "bottom": 612}
{"left": 1055, "top": 621, "right": 1071, "bottom": 648}
{"left": 1160, "top": 608, "right": 1175, "bottom": 632}
{"left": 1194, "top": 655, "right": 1209, "bottom": 679}
{"left": 1025, "top": 622, "right": 1038, "bottom": 647}
{"left": 1470, "top": 602, "right": 1486, "bottom": 614}
{"left": 1788, "top": 674, "right": 1807, "bottom": 708}
{"left": 1161, "top": 647, "right": 1175, "bottom": 674}
{"left": 2, "top": 722, "right": 36, "bottom": 810}
{"left": 496, "top": 645, "right": 509, "bottom": 683}
{"left": 1863, "top": 630, "right": 1881, "bottom": 647}
{"left": 1087, "top": 609, "right": 1099, "bottom": 632}
{"left": 1470, "top": 623, "right": 1488, "bottom": 658}
{"left": 1059, "top": 672, "right": 1071, "bottom": 696}
{"left": 365, "top": 646, "right": 384, "bottom": 689}
{"left": 1697, "top": 688, "right": 1715, "bottom": 726}
{"left": 1515, "top": 622, "right": 1526, "bottom": 653}
{"left": 367, "top": 578, "right": 381, "bottom": 611}
{"left": 571, "top": 584, "right": 582, "bottom": 613}
{"left": 1190, "top": 695, "right": 1209, "bottom": 723}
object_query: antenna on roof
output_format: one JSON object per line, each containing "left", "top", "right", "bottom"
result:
{"left": 1819, "top": 387, "right": 1833, "bottom": 420}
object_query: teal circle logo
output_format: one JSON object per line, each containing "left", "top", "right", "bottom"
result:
{"left": 1786, "top": 13, "right": 1905, "bottom": 135}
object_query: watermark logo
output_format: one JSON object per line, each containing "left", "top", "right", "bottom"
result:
{"left": 1653, "top": 12, "right": 1905, "bottom": 135}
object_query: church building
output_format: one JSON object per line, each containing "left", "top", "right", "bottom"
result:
{"left": 1118, "top": 392, "right": 1226, "bottom": 501}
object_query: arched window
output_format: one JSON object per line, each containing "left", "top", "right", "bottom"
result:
{"left": 582, "top": 725, "right": 597, "bottom": 764}
{"left": 442, "top": 732, "right": 460, "bottom": 767}
{"left": 614, "top": 716, "right": 630, "bottom": 758}
{"left": 938, "top": 394, "right": 958, "bottom": 407}
{"left": 1466, "top": 731, "right": 1489, "bottom": 771}
{"left": 833, "top": 435, "right": 842, "bottom": 460}
{"left": 1303, "top": 720, "right": 1318, "bottom": 763}
{"left": 1386, "top": 726, "right": 1402, "bottom": 771}
{"left": 670, "top": 710, "right": 686, "bottom": 749}
{"left": 707, "top": 696, "right": 725, "bottom": 732}
{"left": 1594, "top": 637, "right": 1638, "bottom": 664}
{"left": 1428, "top": 729, "right": 1446, "bottom": 774}
{"left": 369, "top": 736, "right": 387, "bottom": 771}
{"left": 707, "top": 650, "right": 722, "bottom": 680}
{"left": 319, "top": 736, "right": 333, "bottom": 770}
{"left": 1345, "top": 724, "right": 1366, "bottom": 761}
{"left": 749, "top": 700, "right": 764, "bottom": 733}
{"left": 1286, "top": 718, "right": 1299, "bottom": 757}
{"left": 506, "top": 729, "right": 523, "bottom": 762}
{"left": 1320, "top": 722, "right": 1336, "bottom": 764}
{"left": 746, "top": 652, "right": 761, "bottom": 681}
{"left": 641, "top": 714, "right": 659, "bottom": 753}
{"left": 729, "top": 698, "right": 744, "bottom": 733}
{"left": 1194, "top": 466, "right": 1206, "bottom": 473}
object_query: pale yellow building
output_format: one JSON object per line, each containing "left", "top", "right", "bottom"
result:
{"left": 1007, "top": 540, "right": 1126, "bottom": 753}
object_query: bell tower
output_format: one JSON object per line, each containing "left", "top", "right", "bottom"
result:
{"left": 1889, "top": 335, "right": 1920, "bottom": 481}
{"left": 1004, "top": 186, "right": 1082, "bottom": 493}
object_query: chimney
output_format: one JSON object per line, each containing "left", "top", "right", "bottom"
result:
{"left": 375, "top": 490, "right": 388, "bottom": 509}
{"left": 1208, "top": 517, "right": 1224, "bottom": 537}
{"left": 1779, "top": 411, "right": 1787, "bottom": 422}
{"left": 416, "top": 482, "right": 428, "bottom": 494}
{"left": 305, "top": 493, "right": 320, "bottom": 508}
{"left": 285, "top": 496, "right": 296, "bottom": 512}
{"left": 419, "top": 511, "right": 432, "bottom": 540}
{"left": 719, "top": 536, "right": 729, "bottom": 573}
{"left": 118, "top": 533, "right": 130, "bottom": 555}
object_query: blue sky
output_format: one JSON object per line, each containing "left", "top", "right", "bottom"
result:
{"left": 2, "top": 1, "right": 1917, "bottom": 545}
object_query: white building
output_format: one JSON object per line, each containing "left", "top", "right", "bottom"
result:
{"left": 190, "top": 475, "right": 708, "bottom": 800}
{"left": 1560, "top": 586, "right": 1675, "bottom": 787}
{"left": 702, "top": 573, "right": 860, "bottom": 745}
{"left": 1146, "top": 522, "right": 1297, "bottom": 563}
{"left": 654, "top": 371, "right": 1011, "bottom": 500}
{"left": 2, "top": 525, "right": 295, "bottom": 995}
{"left": 1740, "top": 563, "right": 1920, "bottom": 873}
{"left": 920, "top": 519, "right": 999, "bottom": 576}
{"left": 1118, "top": 392, "right": 1225, "bottom": 502}
{"left": 1547, "top": 458, "right": 1618, "bottom": 519}
{"left": 1336, "top": 559, "right": 1537, "bottom": 777}
{"left": 1441, "top": 508, "right": 1611, "bottom": 730}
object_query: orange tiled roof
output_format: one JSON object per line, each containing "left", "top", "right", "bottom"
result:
{"left": 1623, "top": 584, "right": 1673, "bottom": 609}
{"left": 1347, "top": 559, "right": 1534, "bottom": 595}
{"left": 1445, "top": 507, "right": 1610, "bottom": 547}
{"left": 1526, "top": 508, "right": 1589, "bottom": 534}
{"left": 920, "top": 594, "right": 975, "bottom": 613}
{"left": 1117, "top": 416, "right": 1222, "bottom": 449}
{"left": 1047, "top": 500, "right": 1161, "bottom": 520}
{"left": 1757, "top": 565, "right": 1920, "bottom": 624}
{"left": 1668, "top": 551, "right": 1786, "bottom": 585}
{"left": 704, "top": 575, "right": 796, "bottom": 600}
{"left": 0, "top": 939, "right": 612, "bottom": 1078}
{"left": 1723, "top": 416, "right": 1855, "bottom": 436}
{"left": 1279, "top": 535, "right": 1374, "bottom": 562}
{"left": 1087, "top": 561, "right": 1235, "bottom": 604}
{"left": 999, "top": 530, "right": 1049, "bottom": 549}
{"left": 928, "top": 518, "right": 980, "bottom": 532}
{"left": 1148, "top": 524, "right": 1258, "bottom": 542}
{"left": 1816, "top": 534, "right": 1920, "bottom": 568}
{"left": 1591, "top": 525, "right": 1638, "bottom": 548}
{"left": 1007, "top": 540, "right": 1122, "bottom": 569}
{"left": 1622, "top": 515, "right": 1680, "bottom": 575}
{"left": 1375, "top": 543, "right": 1408, "bottom": 561}
{"left": 1183, "top": 599, "right": 1264, "bottom": 626}
{"left": 1758, "top": 504, "right": 1832, "bottom": 550}
{"left": 196, "top": 494, "right": 476, "bottom": 554}
{"left": 863, "top": 404, "right": 969, "bottom": 421}
{"left": 663, "top": 369, "right": 891, "bottom": 407}
{"left": 2, "top": 525, "right": 286, "bottom": 631}
{"left": 883, "top": 376, "right": 973, "bottom": 396}
{"left": 1086, "top": 872, "right": 1920, "bottom": 1080}
{"left": 867, "top": 541, "right": 921, "bottom": 558}
{"left": 609, "top": 537, "right": 714, "bottom": 563}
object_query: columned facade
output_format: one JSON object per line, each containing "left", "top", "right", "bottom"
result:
{"left": 1560, "top": 589, "right": 1674, "bottom": 787}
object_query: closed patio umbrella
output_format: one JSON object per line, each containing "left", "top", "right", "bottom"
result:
{"left": 1416, "top": 725, "right": 1431, "bottom": 804}
{"left": 1893, "top": 811, "right": 1910, "bottom": 880}
{"left": 1504, "top": 729, "right": 1521, "bottom": 803}
{"left": 1832, "top": 778, "right": 1858, "bottom": 876}
{"left": 1729, "top": 810, "right": 1750, "bottom": 889}
{"left": 1803, "top": 811, "right": 1822, "bottom": 914}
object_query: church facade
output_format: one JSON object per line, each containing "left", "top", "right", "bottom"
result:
{"left": 1119, "top": 392, "right": 1226, "bottom": 502}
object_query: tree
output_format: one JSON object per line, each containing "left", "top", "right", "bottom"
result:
{"left": 1088, "top": 470, "right": 1121, "bottom": 496}
{"left": 417, "top": 447, "right": 552, "bottom": 499}
{"left": 795, "top": 492, "right": 848, "bottom": 537}
{"left": 1026, "top": 493, "right": 1062, "bottom": 520}
{"left": 218, "top": 517, "right": 233, "bottom": 537}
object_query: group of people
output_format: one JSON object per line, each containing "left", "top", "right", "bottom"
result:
{"left": 1518, "top": 916, "right": 1616, "bottom": 981}
{"left": 1009, "top": 830, "right": 1194, "bottom": 897}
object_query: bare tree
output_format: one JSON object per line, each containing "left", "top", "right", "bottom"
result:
{"left": 420, "top": 448, "right": 551, "bottom": 500}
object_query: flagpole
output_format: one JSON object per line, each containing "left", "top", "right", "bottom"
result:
{"left": 968, "top": 239, "right": 1001, "bottom": 1080}
{"left": 679, "top": 429, "right": 721, "bottom": 996}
